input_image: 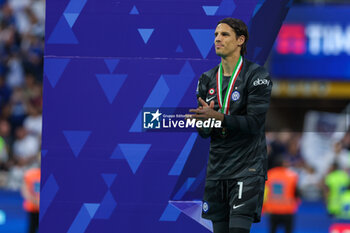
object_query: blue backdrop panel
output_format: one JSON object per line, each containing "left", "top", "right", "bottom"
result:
{"left": 41, "top": 0, "right": 292, "bottom": 232}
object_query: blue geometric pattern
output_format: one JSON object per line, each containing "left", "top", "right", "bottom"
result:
{"left": 129, "top": 112, "right": 142, "bottom": 133}
{"left": 253, "top": 46, "right": 262, "bottom": 59}
{"left": 63, "top": 13, "right": 79, "bottom": 28}
{"left": 129, "top": 61, "right": 195, "bottom": 132}
{"left": 216, "top": 0, "right": 236, "bottom": 16}
{"left": 104, "top": 59, "right": 120, "bottom": 73}
{"left": 169, "top": 133, "right": 198, "bottom": 176}
{"left": 189, "top": 29, "right": 214, "bottom": 58}
{"left": 63, "top": 131, "right": 91, "bottom": 157}
{"left": 64, "top": 0, "right": 88, "bottom": 27}
{"left": 159, "top": 203, "right": 181, "bottom": 222}
{"left": 161, "top": 62, "right": 195, "bottom": 107}
{"left": 44, "top": 58, "right": 70, "bottom": 88}
{"left": 68, "top": 171, "right": 118, "bottom": 229}
{"left": 144, "top": 76, "right": 169, "bottom": 107}
{"left": 117, "top": 144, "right": 152, "bottom": 174}
{"left": 130, "top": 5, "right": 139, "bottom": 15}
{"left": 94, "top": 191, "right": 117, "bottom": 219}
{"left": 110, "top": 144, "right": 125, "bottom": 159}
{"left": 173, "top": 177, "right": 196, "bottom": 200}
{"left": 85, "top": 204, "right": 100, "bottom": 218}
{"left": 138, "top": 29, "right": 154, "bottom": 44}
{"left": 96, "top": 74, "right": 127, "bottom": 104}
{"left": 129, "top": 76, "right": 169, "bottom": 133}
{"left": 67, "top": 203, "right": 100, "bottom": 233}
{"left": 170, "top": 201, "right": 213, "bottom": 231}
{"left": 188, "top": 167, "right": 207, "bottom": 192}
{"left": 202, "top": 6, "right": 219, "bottom": 16}
{"left": 39, "top": 175, "right": 59, "bottom": 222}
{"left": 64, "top": 0, "right": 88, "bottom": 15}
{"left": 42, "top": 0, "right": 291, "bottom": 232}
{"left": 48, "top": 0, "right": 87, "bottom": 44}
{"left": 41, "top": 149, "right": 48, "bottom": 158}
{"left": 252, "top": 0, "right": 266, "bottom": 16}
{"left": 47, "top": 16, "right": 78, "bottom": 44}
{"left": 176, "top": 45, "right": 183, "bottom": 53}
{"left": 101, "top": 173, "right": 117, "bottom": 188}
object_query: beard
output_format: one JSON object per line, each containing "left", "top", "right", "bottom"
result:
{"left": 215, "top": 51, "right": 226, "bottom": 58}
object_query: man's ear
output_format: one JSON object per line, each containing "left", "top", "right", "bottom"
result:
{"left": 238, "top": 35, "right": 245, "bottom": 46}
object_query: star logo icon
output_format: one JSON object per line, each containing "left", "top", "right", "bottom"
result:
{"left": 151, "top": 109, "right": 162, "bottom": 122}
{"left": 143, "top": 109, "right": 164, "bottom": 130}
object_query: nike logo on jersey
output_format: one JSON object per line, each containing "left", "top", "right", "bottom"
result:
{"left": 233, "top": 204, "right": 245, "bottom": 209}
{"left": 206, "top": 96, "right": 215, "bottom": 102}
{"left": 253, "top": 78, "right": 270, "bottom": 86}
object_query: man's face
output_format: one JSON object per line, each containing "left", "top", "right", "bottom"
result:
{"left": 214, "top": 23, "right": 245, "bottom": 58}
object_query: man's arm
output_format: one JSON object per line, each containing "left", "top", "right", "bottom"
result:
{"left": 222, "top": 67, "right": 272, "bottom": 134}
{"left": 190, "top": 67, "right": 272, "bottom": 135}
{"left": 195, "top": 74, "right": 212, "bottom": 138}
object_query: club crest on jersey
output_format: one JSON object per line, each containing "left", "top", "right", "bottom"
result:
{"left": 231, "top": 91, "right": 240, "bottom": 101}
{"left": 208, "top": 88, "right": 215, "bottom": 95}
{"left": 202, "top": 202, "right": 209, "bottom": 213}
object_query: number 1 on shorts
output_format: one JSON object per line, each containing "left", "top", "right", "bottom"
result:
{"left": 238, "top": 182, "right": 243, "bottom": 199}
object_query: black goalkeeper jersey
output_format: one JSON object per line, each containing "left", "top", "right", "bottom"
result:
{"left": 196, "top": 58, "right": 272, "bottom": 180}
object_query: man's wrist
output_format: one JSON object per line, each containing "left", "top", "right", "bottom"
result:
{"left": 213, "top": 111, "right": 224, "bottom": 122}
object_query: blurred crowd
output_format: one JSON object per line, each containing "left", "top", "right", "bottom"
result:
{"left": 0, "top": 0, "right": 44, "bottom": 191}
{"left": 266, "top": 129, "right": 350, "bottom": 217}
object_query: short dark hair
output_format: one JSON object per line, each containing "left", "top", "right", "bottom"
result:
{"left": 217, "top": 18, "right": 249, "bottom": 56}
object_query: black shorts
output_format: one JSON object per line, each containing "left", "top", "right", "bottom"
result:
{"left": 202, "top": 175, "right": 265, "bottom": 224}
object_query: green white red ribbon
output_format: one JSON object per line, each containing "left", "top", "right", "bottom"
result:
{"left": 216, "top": 56, "right": 243, "bottom": 115}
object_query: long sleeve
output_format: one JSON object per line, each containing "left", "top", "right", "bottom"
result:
{"left": 195, "top": 74, "right": 212, "bottom": 138}
{"left": 222, "top": 67, "right": 272, "bottom": 134}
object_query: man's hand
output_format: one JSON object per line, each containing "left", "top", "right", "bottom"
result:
{"left": 189, "top": 97, "right": 224, "bottom": 121}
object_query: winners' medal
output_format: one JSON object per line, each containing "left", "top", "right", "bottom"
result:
{"left": 221, "top": 127, "right": 227, "bottom": 138}
{"left": 217, "top": 108, "right": 227, "bottom": 138}
{"left": 216, "top": 56, "right": 243, "bottom": 138}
